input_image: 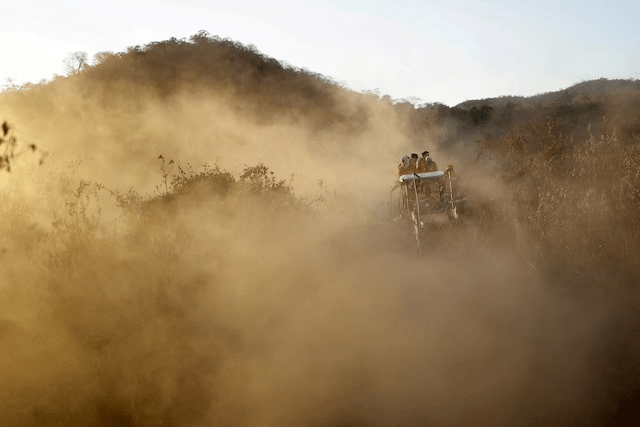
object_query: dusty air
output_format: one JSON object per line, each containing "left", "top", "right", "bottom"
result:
{"left": 1, "top": 33, "right": 640, "bottom": 427}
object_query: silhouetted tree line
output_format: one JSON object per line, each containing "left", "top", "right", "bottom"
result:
{"left": 65, "top": 31, "right": 372, "bottom": 132}
{"left": 415, "top": 78, "right": 640, "bottom": 154}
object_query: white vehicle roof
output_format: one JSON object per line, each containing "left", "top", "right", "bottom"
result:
{"left": 399, "top": 171, "right": 445, "bottom": 183}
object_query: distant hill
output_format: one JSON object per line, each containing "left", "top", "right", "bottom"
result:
{"left": 416, "top": 77, "right": 640, "bottom": 157}
{"left": 0, "top": 32, "right": 425, "bottom": 194}
{"left": 455, "top": 78, "right": 640, "bottom": 110}
{"left": 66, "top": 31, "right": 374, "bottom": 132}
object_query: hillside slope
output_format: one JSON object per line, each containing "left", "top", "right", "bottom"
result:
{"left": 1, "top": 33, "right": 426, "bottom": 197}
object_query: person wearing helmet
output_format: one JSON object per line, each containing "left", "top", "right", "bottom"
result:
{"left": 398, "top": 155, "right": 411, "bottom": 176}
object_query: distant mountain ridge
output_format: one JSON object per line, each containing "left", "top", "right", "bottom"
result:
{"left": 455, "top": 78, "right": 640, "bottom": 109}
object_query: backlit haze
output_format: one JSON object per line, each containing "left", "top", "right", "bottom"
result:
{"left": 2, "top": 1, "right": 640, "bottom": 425}
{"left": 2, "top": 0, "right": 639, "bottom": 106}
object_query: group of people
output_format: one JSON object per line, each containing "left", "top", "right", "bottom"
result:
{"left": 397, "top": 151, "right": 438, "bottom": 176}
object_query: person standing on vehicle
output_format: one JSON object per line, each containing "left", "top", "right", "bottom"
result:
{"left": 398, "top": 155, "right": 411, "bottom": 176}
{"left": 417, "top": 150, "right": 438, "bottom": 172}
{"left": 398, "top": 153, "right": 423, "bottom": 176}
{"left": 416, "top": 152, "right": 427, "bottom": 172}
{"left": 409, "top": 153, "right": 419, "bottom": 173}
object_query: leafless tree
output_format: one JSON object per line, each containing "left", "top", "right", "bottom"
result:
{"left": 64, "top": 51, "right": 89, "bottom": 74}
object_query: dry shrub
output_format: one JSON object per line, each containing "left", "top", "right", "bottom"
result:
{"left": 471, "top": 117, "right": 640, "bottom": 425}
{"left": 0, "top": 159, "right": 601, "bottom": 427}
{"left": 0, "top": 163, "right": 308, "bottom": 426}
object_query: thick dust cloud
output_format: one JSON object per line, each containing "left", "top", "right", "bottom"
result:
{"left": 2, "top": 38, "right": 407, "bottom": 201}
{"left": 0, "top": 35, "right": 638, "bottom": 426}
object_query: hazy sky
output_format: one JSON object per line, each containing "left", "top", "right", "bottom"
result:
{"left": 1, "top": 0, "right": 639, "bottom": 106}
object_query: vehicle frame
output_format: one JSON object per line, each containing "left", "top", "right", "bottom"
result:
{"left": 391, "top": 168, "right": 464, "bottom": 254}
